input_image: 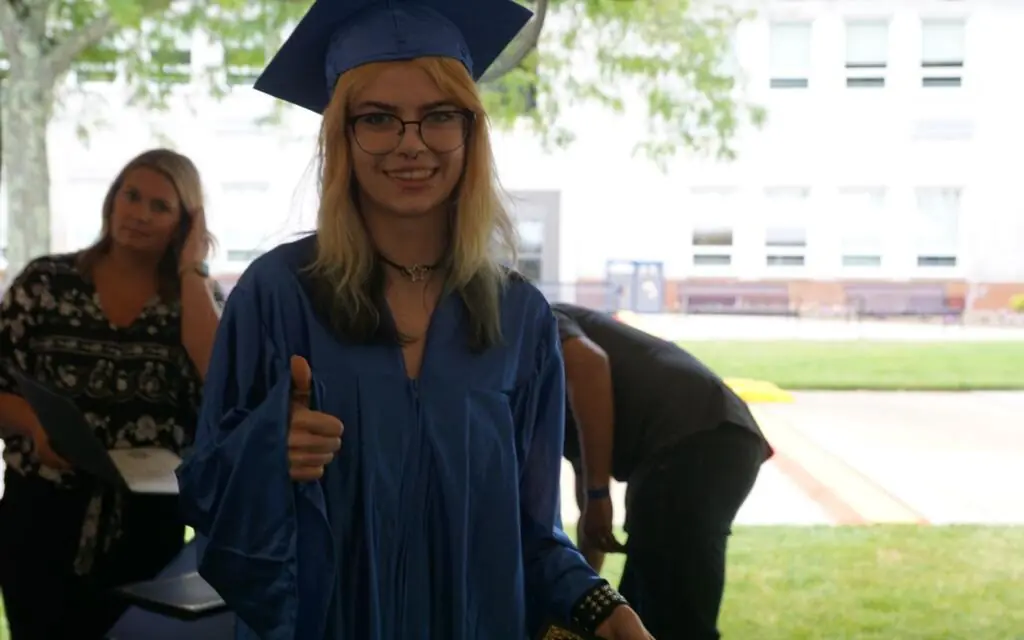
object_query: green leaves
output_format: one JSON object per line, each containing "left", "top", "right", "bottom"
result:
{"left": 482, "top": 0, "right": 765, "bottom": 166}
{"left": 51, "top": 0, "right": 306, "bottom": 110}
{"left": 27, "top": 0, "right": 757, "bottom": 165}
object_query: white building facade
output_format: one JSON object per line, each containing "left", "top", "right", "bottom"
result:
{"left": 4, "top": 0, "right": 1023, "bottom": 311}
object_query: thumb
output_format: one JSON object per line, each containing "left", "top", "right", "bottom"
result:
{"left": 290, "top": 355, "right": 312, "bottom": 406}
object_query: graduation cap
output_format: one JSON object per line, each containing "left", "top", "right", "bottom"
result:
{"left": 254, "top": 0, "right": 534, "bottom": 115}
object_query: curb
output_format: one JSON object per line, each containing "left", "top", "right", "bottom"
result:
{"left": 752, "top": 407, "right": 930, "bottom": 525}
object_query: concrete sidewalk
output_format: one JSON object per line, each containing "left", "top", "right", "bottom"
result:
{"left": 560, "top": 391, "right": 1024, "bottom": 528}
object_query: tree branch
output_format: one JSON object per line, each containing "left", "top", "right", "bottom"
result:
{"left": 45, "top": 11, "right": 114, "bottom": 77}
{"left": 478, "top": 0, "right": 549, "bottom": 84}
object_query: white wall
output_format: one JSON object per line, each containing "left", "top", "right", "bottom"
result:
{"left": 20, "top": 0, "right": 1024, "bottom": 284}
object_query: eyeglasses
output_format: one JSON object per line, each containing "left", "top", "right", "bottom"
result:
{"left": 348, "top": 110, "right": 475, "bottom": 155}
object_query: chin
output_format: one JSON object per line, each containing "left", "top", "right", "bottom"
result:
{"left": 113, "top": 237, "right": 165, "bottom": 255}
{"left": 384, "top": 196, "right": 448, "bottom": 218}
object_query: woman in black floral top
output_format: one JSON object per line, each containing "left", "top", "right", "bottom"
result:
{"left": 0, "top": 148, "right": 223, "bottom": 639}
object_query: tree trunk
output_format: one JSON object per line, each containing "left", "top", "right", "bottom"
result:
{"left": 0, "top": 78, "right": 4, "bottom": 204}
{"left": 1, "top": 66, "right": 54, "bottom": 277}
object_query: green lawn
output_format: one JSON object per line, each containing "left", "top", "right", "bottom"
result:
{"left": 591, "top": 525, "right": 1024, "bottom": 639}
{"left": 682, "top": 341, "right": 1024, "bottom": 391}
{"left": 4, "top": 525, "right": 1020, "bottom": 638}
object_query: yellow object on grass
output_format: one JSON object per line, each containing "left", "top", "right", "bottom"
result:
{"left": 724, "top": 378, "right": 794, "bottom": 404}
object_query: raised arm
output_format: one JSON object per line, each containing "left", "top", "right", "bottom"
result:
{"left": 175, "top": 283, "right": 331, "bottom": 640}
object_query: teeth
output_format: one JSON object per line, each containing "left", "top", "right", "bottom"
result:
{"left": 389, "top": 169, "right": 434, "bottom": 180}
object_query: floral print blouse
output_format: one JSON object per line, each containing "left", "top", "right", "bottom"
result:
{"left": 0, "top": 253, "right": 220, "bottom": 573}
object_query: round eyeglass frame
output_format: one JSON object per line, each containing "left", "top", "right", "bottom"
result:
{"left": 347, "top": 109, "right": 476, "bottom": 156}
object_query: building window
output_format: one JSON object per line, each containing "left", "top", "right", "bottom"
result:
{"left": 845, "top": 20, "right": 889, "bottom": 88}
{"left": 518, "top": 257, "right": 542, "bottom": 282}
{"left": 517, "top": 219, "right": 544, "bottom": 255}
{"left": 921, "top": 19, "right": 965, "bottom": 88}
{"left": 225, "top": 46, "right": 267, "bottom": 87}
{"left": 769, "top": 22, "right": 812, "bottom": 89}
{"left": 915, "top": 188, "right": 960, "bottom": 268}
{"left": 692, "top": 228, "right": 733, "bottom": 267}
{"left": 763, "top": 188, "right": 810, "bottom": 268}
{"left": 689, "top": 189, "right": 738, "bottom": 268}
{"left": 152, "top": 47, "right": 192, "bottom": 85}
{"left": 75, "top": 42, "right": 120, "bottom": 83}
{"left": 515, "top": 219, "right": 545, "bottom": 282}
{"left": 837, "top": 188, "right": 886, "bottom": 268}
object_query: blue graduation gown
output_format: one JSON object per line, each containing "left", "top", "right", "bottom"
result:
{"left": 176, "top": 236, "right": 603, "bottom": 639}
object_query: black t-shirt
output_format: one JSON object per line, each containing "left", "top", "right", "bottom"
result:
{"left": 552, "top": 303, "right": 768, "bottom": 480}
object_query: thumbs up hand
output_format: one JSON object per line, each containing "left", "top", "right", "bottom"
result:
{"left": 287, "top": 355, "right": 343, "bottom": 482}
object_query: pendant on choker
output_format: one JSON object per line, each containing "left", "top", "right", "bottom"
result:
{"left": 379, "top": 255, "right": 439, "bottom": 282}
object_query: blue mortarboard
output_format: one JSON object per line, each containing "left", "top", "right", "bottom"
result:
{"left": 254, "top": 0, "right": 534, "bottom": 115}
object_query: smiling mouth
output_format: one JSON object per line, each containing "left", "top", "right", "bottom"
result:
{"left": 385, "top": 168, "right": 437, "bottom": 182}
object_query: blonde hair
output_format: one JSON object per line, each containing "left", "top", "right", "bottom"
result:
{"left": 309, "top": 57, "right": 518, "bottom": 350}
{"left": 78, "top": 148, "right": 214, "bottom": 301}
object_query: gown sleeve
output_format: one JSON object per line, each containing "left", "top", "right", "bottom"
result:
{"left": 516, "top": 309, "right": 605, "bottom": 627}
{"left": 0, "top": 264, "right": 42, "bottom": 397}
{"left": 175, "top": 283, "right": 301, "bottom": 639}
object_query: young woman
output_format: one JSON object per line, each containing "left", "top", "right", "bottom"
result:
{"left": 176, "top": 0, "right": 652, "bottom": 639}
{"left": 0, "top": 148, "right": 222, "bottom": 638}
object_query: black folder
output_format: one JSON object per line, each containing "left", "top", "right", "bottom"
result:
{"left": 116, "top": 571, "right": 227, "bottom": 621}
{"left": 11, "top": 369, "right": 181, "bottom": 494}
{"left": 11, "top": 369, "right": 126, "bottom": 487}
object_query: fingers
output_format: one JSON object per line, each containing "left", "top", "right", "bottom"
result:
{"left": 41, "top": 451, "right": 71, "bottom": 471}
{"left": 48, "top": 455, "right": 71, "bottom": 471}
{"left": 291, "top": 408, "right": 344, "bottom": 439}
{"left": 290, "top": 465, "right": 325, "bottom": 482}
{"left": 602, "top": 538, "right": 628, "bottom": 553}
{"left": 288, "top": 423, "right": 342, "bottom": 453}
{"left": 288, "top": 451, "right": 335, "bottom": 468}
{"left": 585, "top": 527, "right": 627, "bottom": 553}
{"left": 290, "top": 355, "right": 312, "bottom": 407}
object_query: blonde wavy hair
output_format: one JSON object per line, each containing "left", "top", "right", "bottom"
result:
{"left": 78, "top": 148, "right": 214, "bottom": 301}
{"left": 309, "top": 57, "right": 519, "bottom": 350}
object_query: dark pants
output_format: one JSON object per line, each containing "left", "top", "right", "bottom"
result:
{"left": 620, "top": 423, "right": 766, "bottom": 640}
{"left": 0, "top": 471, "right": 185, "bottom": 640}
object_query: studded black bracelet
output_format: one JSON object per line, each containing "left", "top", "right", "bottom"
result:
{"left": 571, "top": 581, "right": 630, "bottom": 634}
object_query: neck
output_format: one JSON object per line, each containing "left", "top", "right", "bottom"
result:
{"left": 103, "top": 245, "right": 163, "bottom": 278}
{"left": 362, "top": 204, "right": 448, "bottom": 269}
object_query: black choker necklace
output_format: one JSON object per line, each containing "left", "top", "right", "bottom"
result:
{"left": 378, "top": 255, "right": 441, "bottom": 283}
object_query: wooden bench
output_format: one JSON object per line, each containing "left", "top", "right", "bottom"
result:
{"left": 843, "top": 284, "right": 965, "bottom": 321}
{"left": 680, "top": 283, "right": 797, "bottom": 316}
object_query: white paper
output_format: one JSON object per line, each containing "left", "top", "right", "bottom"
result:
{"left": 108, "top": 447, "right": 182, "bottom": 495}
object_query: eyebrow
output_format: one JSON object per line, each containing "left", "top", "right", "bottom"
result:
{"left": 353, "top": 100, "right": 459, "bottom": 113}
{"left": 123, "top": 183, "right": 172, "bottom": 204}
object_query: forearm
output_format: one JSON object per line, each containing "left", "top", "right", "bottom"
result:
{"left": 569, "top": 363, "right": 615, "bottom": 489}
{"left": 522, "top": 524, "right": 605, "bottom": 621}
{"left": 0, "top": 392, "right": 42, "bottom": 437}
{"left": 180, "top": 272, "right": 221, "bottom": 379}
